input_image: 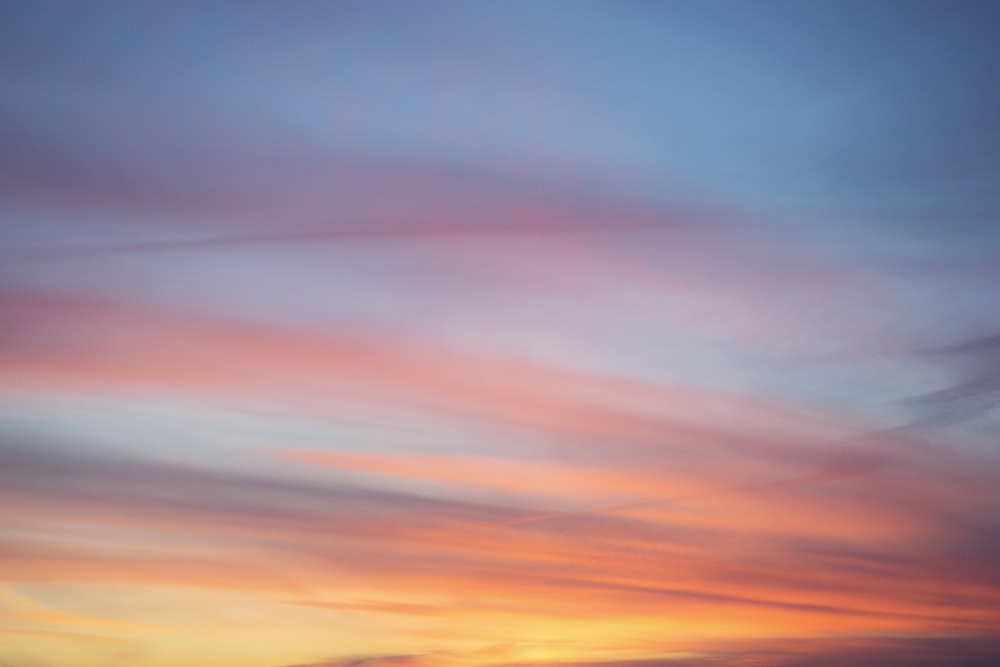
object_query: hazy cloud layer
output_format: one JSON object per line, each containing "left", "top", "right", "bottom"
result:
{"left": 2, "top": 2, "right": 999, "bottom": 667}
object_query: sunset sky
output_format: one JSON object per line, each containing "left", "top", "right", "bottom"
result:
{"left": 2, "top": 2, "right": 1000, "bottom": 666}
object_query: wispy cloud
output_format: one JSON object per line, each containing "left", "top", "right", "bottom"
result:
{"left": 2, "top": 2, "right": 999, "bottom": 666}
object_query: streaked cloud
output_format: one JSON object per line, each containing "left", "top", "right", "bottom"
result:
{"left": 2, "top": 2, "right": 998, "bottom": 667}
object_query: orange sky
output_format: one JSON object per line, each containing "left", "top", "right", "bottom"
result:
{"left": 2, "top": 290, "right": 999, "bottom": 667}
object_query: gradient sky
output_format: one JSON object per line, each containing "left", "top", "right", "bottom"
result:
{"left": 2, "top": 2, "right": 1000, "bottom": 667}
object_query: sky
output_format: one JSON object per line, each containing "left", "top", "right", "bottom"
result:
{"left": 1, "top": 1, "right": 1000, "bottom": 666}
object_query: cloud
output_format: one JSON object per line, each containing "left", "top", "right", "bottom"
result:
{"left": 906, "top": 332, "right": 1000, "bottom": 428}
{"left": 0, "top": 289, "right": 858, "bottom": 463}
{"left": 2, "top": 292, "right": 999, "bottom": 648}
{"left": 281, "top": 644, "right": 526, "bottom": 667}
{"left": 283, "top": 635, "right": 1000, "bottom": 667}
{"left": 2, "top": 384, "right": 998, "bottom": 636}
{"left": 0, "top": 437, "right": 521, "bottom": 537}
{"left": 287, "top": 656, "right": 433, "bottom": 667}
{"left": 0, "top": 125, "right": 673, "bottom": 247}
{"left": 2, "top": 3, "right": 999, "bottom": 666}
